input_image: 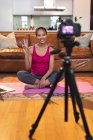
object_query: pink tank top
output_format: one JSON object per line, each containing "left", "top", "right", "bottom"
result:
{"left": 31, "top": 45, "right": 50, "bottom": 76}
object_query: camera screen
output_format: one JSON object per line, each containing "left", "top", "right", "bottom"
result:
{"left": 62, "top": 26, "right": 74, "bottom": 35}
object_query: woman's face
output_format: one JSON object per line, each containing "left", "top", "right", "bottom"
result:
{"left": 36, "top": 29, "right": 47, "bottom": 44}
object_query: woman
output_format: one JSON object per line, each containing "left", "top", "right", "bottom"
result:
{"left": 17, "top": 27, "right": 63, "bottom": 89}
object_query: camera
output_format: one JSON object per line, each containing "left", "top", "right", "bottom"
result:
{"left": 56, "top": 19, "right": 81, "bottom": 56}
{"left": 51, "top": 19, "right": 81, "bottom": 56}
{"left": 57, "top": 19, "right": 81, "bottom": 39}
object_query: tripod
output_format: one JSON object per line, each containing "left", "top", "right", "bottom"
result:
{"left": 29, "top": 41, "right": 93, "bottom": 140}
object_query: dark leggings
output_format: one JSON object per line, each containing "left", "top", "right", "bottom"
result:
{"left": 17, "top": 71, "right": 64, "bottom": 84}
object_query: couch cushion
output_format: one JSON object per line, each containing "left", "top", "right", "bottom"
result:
{"left": 75, "top": 33, "right": 92, "bottom": 49}
{"left": 71, "top": 47, "right": 93, "bottom": 58}
{"left": 54, "top": 47, "right": 92, "bottom": 60}
{"left": 0, "top": 48, "right": 24, "bottom": 59}
{"left": 0, "top": 32, "right": 18, "bottom": 49}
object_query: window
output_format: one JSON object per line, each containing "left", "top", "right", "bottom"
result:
{"left": 50, "top": 16, "right": 59, "bottom": 28}
{"left": 21, "top": 16, "right": 28, "bottom": 28}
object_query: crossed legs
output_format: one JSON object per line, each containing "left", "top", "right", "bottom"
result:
{"left": 17, "top": 71, "right": 64, "bottom": 89}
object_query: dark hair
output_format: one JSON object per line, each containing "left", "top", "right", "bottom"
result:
{"left": 35, "top": 27, "right": 47, "bottom": 36}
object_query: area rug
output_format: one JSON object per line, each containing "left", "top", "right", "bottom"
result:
{"left": 0, "top": 81, "right": 93, "bottom": 100}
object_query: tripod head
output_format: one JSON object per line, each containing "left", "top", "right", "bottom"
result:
{"left": 50, "top": 37, "right": 79, "bottom": 59}
{"left": 60, "top": 37, "right": 80, "bottom": 57}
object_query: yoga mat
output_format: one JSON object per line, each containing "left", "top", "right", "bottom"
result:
{"left": 0, "top": 81, "right": 93, "bottom": 95}
{"left": 0, "top": 82, "right": 64, "bottom": 95}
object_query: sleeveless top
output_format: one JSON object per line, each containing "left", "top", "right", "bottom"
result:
{"left": 31, "top": 45, "right": 50, "bottom": 76}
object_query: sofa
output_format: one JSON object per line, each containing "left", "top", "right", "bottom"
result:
{"left": 0, "top": 31, "right": 93, "bottom": 73}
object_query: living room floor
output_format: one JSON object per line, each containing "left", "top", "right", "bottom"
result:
{"left": 0, "top": 72, "right": 93, "bottom": 140}
{"left": 0, "top": 72, "right": 93, "bottom": 84}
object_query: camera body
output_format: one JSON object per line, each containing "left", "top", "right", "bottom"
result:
{"left": 57, "top": 19, "right": 81, "bottom": 56}
{"left": 57, "top": 19, "right": 81, "bottom": 39}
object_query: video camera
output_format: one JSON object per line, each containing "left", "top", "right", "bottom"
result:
{"left": 57, "top": 19, "right": 81, "bottom": 39}
{"left": 51, "top": 19, "right": 81, "bottom": 56}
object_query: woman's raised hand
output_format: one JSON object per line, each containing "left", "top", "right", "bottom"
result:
{"left": 22, "top": 39, "right": 29, "bottom": 55}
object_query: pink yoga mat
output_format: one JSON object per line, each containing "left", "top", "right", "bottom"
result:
{"left": 0, "top": 81, "right": 93, "bottom": 95}
{"left": 0, "top": 82, "right": 64, "bottom": 94}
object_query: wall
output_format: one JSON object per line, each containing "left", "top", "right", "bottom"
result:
{"left": 13, "top": 0, "right": 72, "bottom": 15}
{"left": 73, "top": 0, "right": 91, "bottom": 31}
{"left": 0, "top": 0, "right": 13, "bottom": 31}
{"left": 13, "top": 0, "right": 42, "bottom": 15}
{"left": 0, "top": 0, "right": 91, "bottom": 31}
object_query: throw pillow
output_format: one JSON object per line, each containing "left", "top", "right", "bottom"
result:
{"left": 75, "top": 33, "right": 92, "bottom": 49}
{"left": 0, "top": 32, "right": 18, "bottom": 49}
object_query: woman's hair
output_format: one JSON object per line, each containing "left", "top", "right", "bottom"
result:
{"left": 35, "top": 27, "right": 47, "bottom": 36}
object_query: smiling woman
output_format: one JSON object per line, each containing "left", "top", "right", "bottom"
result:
{"left": 17, "top": 27, "right": 64, "bottom": 89}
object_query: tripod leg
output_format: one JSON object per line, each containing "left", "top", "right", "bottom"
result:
{"left": 29, "top": 69, "right": 64, "bottom": 140}
{"left": 66, "top": 69, "right": 79, "bottom": 123}
{"left": 64, "top": 70, "right": 79, "bottom": 123}
{"left": 64, "top": 71, "right": 69, "bottom": 122}
{"left": 67, "top": 68, "right": 93, "bottom": 140}
{"left": 69, "top": 86, "right": 79, "bottom": 123}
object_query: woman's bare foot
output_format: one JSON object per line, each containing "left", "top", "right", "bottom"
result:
{"left": 24, "top": 84, "right": 37, "bottom": 89}
{"left": 50, "top": 84, "right": 53, "bottom": 87}
{"left": 44, "top": 79, "right": 51, "bottom": 87}
{"left": 24, "top": 80, "right": 52, "bottom": 89}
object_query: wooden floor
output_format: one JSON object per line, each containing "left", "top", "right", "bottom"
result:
{"left": 0, "top": 73, "right": 93, "bottom": 140}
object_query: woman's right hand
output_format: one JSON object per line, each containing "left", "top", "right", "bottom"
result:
{"left": 22, "top": 39, "right": 29, "bottom": 55}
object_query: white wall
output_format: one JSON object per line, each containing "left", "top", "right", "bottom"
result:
{"left": 0, "top": 0, "right": 91, "bottom": 31}
{"left": 0, "top": 0, "right": 13, "bottom": 31}
{"left": 13, "top": 0, "right": 72, "bottom": 15}
{"left": 73, "top": 0, "right": 91, "bottom": 31}
{"left": 13, "top": 0, "right": 43, "bottom": 15}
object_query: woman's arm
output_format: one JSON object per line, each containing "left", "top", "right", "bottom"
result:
{"left": 24, "top": 46, "right": 33, "bottom": 71}
{"left": 25, "top": 50, "right": 31, "bottom": 71}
